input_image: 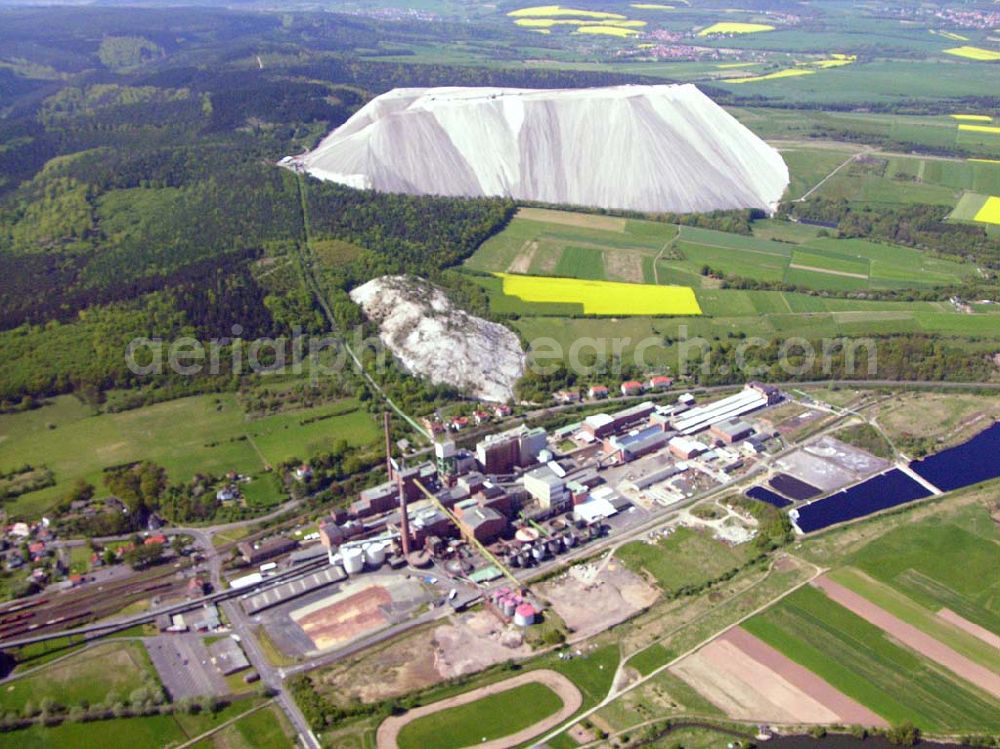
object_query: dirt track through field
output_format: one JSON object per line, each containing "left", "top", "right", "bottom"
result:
{"left": 813, "top": 577, "right": 1000, "bottom": 699}
{"left": 937, "top": 608, "right": 1000, "bottom": 649}
{"left": 375, "top": 669, "right": 582, "bottom": 749}
{"left": 788, "top": 263, "right": 868, "bottom": 279}
{"left": 671, "top": 626, "right": 884, "bottom": 726}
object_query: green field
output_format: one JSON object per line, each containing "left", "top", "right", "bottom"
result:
{"left": 744, "top": 585, "right": 1000, "bottom": 731}
{"left": 188, "top": 704, "right": 295, "bottom": 749}
{"left": 2, "top": 642, "right": 158, "bottom": 711}
{"left": 827, "top": 567, "right": 1000, "bottom": 674}
{"left": 466, "top": 210, "right": 978, "bottom": 306}
{"left": 626, "top": 642, "right": 671, "bottom": 677}
{"left": 395, "top": 681, "right": 564, "bottom": 749}
{"left": 779, "top": 146, "right": 860, "bottom": 200}
{"left": 616, "top": 526, "right": 753, "bottom": 595}
{"left": 0, "top": 700, "right": 265, "bottom": 749}
{"left": 0, "top": 394, "right": 379, "bottom": 518}
{"left": 738, "top": 505, "right": 1000, "bottom": 732}
{"left": 805, "top": 154, "right": 1000, "bottom": 206}
{"left": 844, "top": 515, "right": 1000, "bottom": 634}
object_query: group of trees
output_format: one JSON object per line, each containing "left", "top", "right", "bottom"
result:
{"left": 783, "top": 198, "right": 1000, "bottom": 270}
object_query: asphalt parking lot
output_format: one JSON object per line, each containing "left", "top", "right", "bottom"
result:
{"left": 146, "top": 634, "right": 227, "bottom": 699}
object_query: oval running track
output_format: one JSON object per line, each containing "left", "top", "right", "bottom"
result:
{"left": 376, "top": 669, "right": 583, "bottom": 749}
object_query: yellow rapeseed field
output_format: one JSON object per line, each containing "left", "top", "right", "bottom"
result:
{"left": 810, "top": 53, "right": 856, "bottom": 68}
{"left": 931, "top": 30, "right": 969, "bottom": 42}
{"left": 716, "top": 62, "right": 757, "bottom": 68}
{"left": 630, "top": 3, "right": 674, "bottom": 9}
{"left": 973, "top": 196, "right": 1000, "bottom": 225}
{"left": 575, "top": 25, "right": 640, "bottom": 36}
{"left": 508, "top": 5, "right": 625, "bottom": 18}
{"left": 514, "top": 17, "right": 645, "bottom": 27}
{"left": 698, "top": 22, "right": 774, "bottom": 36}
{"left": 723, "top": 68, "right": 815, "bottom": 83}
{"left": 951, "top": 114, "right": 993, "bottom": 121}
{"left": 496, "top": 273, "right": 702, "bottom": 316}
{"left": 959, "top": 124, "right": 1000, "bottom": 134}
{"left": 944, "top": 46, "right": 1000, "bottom": 61}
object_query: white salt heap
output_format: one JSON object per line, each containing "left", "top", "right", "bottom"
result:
{"left": 349, "top": 276, "right": 525, "bottom": 402}
{"left": 296, "top": 84, "right": 788, "bottom": 213}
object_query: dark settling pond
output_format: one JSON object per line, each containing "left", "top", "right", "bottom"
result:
{"left": 792, "top": 469, "right": 930, "bottom": 533}
{"left": 769, "top": 472, "right": 821, "bottom": 500}
{"left": 909, "top": 421, "right": 1000, "bottom": 492}
{"left": 746, "top": 486, "right": 793, "bottom": 508}
{"left": 792, "top": 421, "right": 1000, "bottom": 533}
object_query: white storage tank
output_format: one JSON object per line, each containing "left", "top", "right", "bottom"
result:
{"left": 514, "top": 603, "right": 536, "bottom": 627}
{"left": 342, "top": 547, "right": 364, "bottom": 575}
{"left": 363, "top": 542, "right": 387, "bottom": 568}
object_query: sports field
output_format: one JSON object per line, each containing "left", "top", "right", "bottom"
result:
{"left": 384, "top": 670, "right": 581, "bottom": 749}
{"left": 0, "top": 393, "right": 378, "bottom": 517}
{"left": 495, "top": 273, "right": 701, "bottom": 316}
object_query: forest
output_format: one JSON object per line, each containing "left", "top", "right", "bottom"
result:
{"left": 1, "top": 5, "right": 997, "bottom": 411}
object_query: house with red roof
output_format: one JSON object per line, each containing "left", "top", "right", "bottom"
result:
{"left": 620, "top": 380, "right": 644, "bottom": 397}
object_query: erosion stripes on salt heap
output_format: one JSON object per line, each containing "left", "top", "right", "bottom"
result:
{"left": 295, "top": 84, "right": 789, "bottom": 214}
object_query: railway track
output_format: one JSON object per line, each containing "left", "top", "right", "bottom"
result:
{"left": 0, "top": 566, "right": 190, "bottom": 640}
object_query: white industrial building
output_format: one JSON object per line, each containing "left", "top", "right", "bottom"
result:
{"left": 670, "top": 384, "right": 776, "bottom": 435}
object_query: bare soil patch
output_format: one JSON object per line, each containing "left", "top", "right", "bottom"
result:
{"left": 937, "top": 608, "right": 1000, "bottom": 649}
{"left": 814, "top": 576, "right": 1000, "bottom": 699}
{"left": 518, "top": 207, "right": 626, "bottom": 232}
{"left": 788, "top": 263, "right": 867, "bottom": 279}
{"left": 507, "top": 240, "right": 538, "bottom": 274}
{"left": 604, "top": 250, "right": 646, "bottom": 283}
{"left": 539, "top": 558, "right": 659, "bottom": 640}
{"left": 671, "top": 627, "right": 885, "bottom": 726}
{"left": 434, "top": 609, "right": 532, "bottom": 679}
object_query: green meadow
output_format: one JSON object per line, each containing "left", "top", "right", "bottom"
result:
{"left": 616, "top": 526, "right": 753, "bottom": 595}
{"left": 0, "top": 394, "right": 379, "bottom": 518}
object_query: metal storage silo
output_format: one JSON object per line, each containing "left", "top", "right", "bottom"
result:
{"left": 342, "top": 547, "right": 364, "bottom": 575}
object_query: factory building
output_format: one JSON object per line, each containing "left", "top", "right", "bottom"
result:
{"left": 605, "top": 425, "right": 671, "bottom": 463}
{"left": 351, "top": 462, "right": 437, "bottom": 517}
{"left": 670, "top": 385, "right": 776, "bottom": 435}
{"left": 709, "top": 418, "right": 755, "bottom": 445}
{"left": 668, "top": 435, "right": 708, "bottom": 460}
{"left": 475, "top": 425, "right": 547, "bottom": 474}
{"left": 582, "top": 401, "right": 656, "bottom": 441}
{"left": 523, "top": 464, "right": 569, "bottom": 510}
{"left": 455, "top": 503, "right": 507, "bottom": 543}
{"left": 238, "top": 537, "right": 298, "bottom": 565}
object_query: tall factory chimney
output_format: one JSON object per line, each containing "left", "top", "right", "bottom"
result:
{"left": 384, "top": 412, "right": 412, "bottom": 556}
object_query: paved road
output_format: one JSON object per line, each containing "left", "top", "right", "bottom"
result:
{"left": 221, "top": 598, "right": 320, "bottom": 749}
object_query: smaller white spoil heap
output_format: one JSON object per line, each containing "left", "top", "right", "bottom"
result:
{"left": 349, "top": 276, "right": 525, "bottom": 403}
{"left": 297, "top": 84, "right": 789, "bottom": 214}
